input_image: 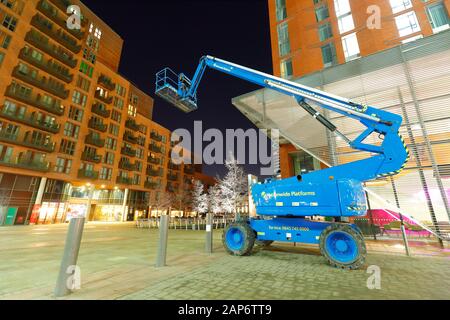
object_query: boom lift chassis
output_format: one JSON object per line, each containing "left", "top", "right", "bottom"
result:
{"left": 156, "top": 56, "right": 409, "bottom": 269}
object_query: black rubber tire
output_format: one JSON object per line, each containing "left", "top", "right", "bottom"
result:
{"left": 256, "top": 240, "right": 274, "bottom": 247}
{"left": 222, "top": 222, "right": 256, "bottom": 256}
{"left": 319, "top": 223, "right": 367, "bottom": 270}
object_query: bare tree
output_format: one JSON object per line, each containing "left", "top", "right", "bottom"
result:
{"left": 208, "top": 184, "right": 222, "bottom": 216}
{"left": 218, "top": 155, "right": 247, "bottom": 220}
{"left": 192, "top": 180, "right": 208, "bottom": 218}
{"left": 174, "top": 187, "right": 192, "bottom": 217}
{"left": 152, "top": 191, "right": 174, "bottom": 216}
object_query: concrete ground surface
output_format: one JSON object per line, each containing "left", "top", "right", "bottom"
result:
{"left": 0, "top": 222, "right": 449, "bottom": 300}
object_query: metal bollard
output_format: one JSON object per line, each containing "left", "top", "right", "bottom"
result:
{"left": 206, "top": 213, "right": 213, "bottom": 254}
{"left": 155, "top": 214, "right": 169, "bottom": 267}
{"left": 54, "top": 217, "right": 85, "bottom": 297}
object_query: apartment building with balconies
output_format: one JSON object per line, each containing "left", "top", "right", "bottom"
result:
{"left": 0, "top": 0, "right": 188, "bottom": 224}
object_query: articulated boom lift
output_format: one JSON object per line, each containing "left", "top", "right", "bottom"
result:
{"left": 156, "top": 56, "right": 409, "bottom": 269}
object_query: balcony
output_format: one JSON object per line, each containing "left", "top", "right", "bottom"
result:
{"left": 91, "top": 103, "right": 111, "bottom": 118}
{"left": 23, "top": 137, "right": 56, "bottom": 152}
{"left": 37, "top": 0, "right": 84, "bottom": 40}
{"left": 31, "top": 14, "right": 81, "bottom": 54}
{"left": 125, "top": 119, "right": 140, "bottom": 131}
{"left": 121, "top": 146, "right": 136, "bottom": 157}
{"left": 149, "top": 143, "right": 163, "bottom": 154}
{"left": 81, "top": 152, "right": 102, "bottom": 164}
{"left": 0, "top": 110, "right": 60, "bottom": 134}
{"left": 123, "top": 131, "right": 138, "bottom": 144}
{"left": 0, "top": 131, "right": 55, "bottom": 152}
{"left": 94, "top": 90, "right": 113, "bottom": 105}
{"left": 88, "top": 119, "right": 107, "bottom": 132}
{"left": 116, "top": 176, "right": 133, "bottom": 185}
{"left": 5, "top": 85, "right": 65, "bottom": 116}
{"left": 78, "top": 169, "right": 99, "bottom": 180}
{"left": 98, "top": 74, "right": 116, "bottom": 91}
{"left": 18, "top": 48, "right": 73, "bottom": 84}
{"left": 151, "top": 131, "right": 163, "bottom": 142}
{"left": 167, "top": 173, "right": 179, "bottom": 181}
{"left": 0, "top": 157, "right": 51, "bottom": 172}
{"left": 147, "top": 156, "right": 161, "bottom": 165}
{"left": 144, "top": 181, "right": 160, "bottom": 190}
{"left": 12, "top": 66, "right": 69, "bottom": 99}
{"left": 119, "top": 161, "right": 136, "bottom": 171}
{"left": 85, "top": 134, "right": 105, "bottom": 148}
{"left": 146, "top": 167, "right": 162, "bottom": 177}
{"left": 25, "top": 30, "right": 78, "bottom": 68}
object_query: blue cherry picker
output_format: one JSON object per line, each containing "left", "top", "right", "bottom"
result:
{"left": 155, "top": 56, "right": 409, "bottom": 269}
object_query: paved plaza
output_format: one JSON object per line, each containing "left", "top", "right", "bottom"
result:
{"left": 0, "top": 223, "right": 449, "bottom": 300}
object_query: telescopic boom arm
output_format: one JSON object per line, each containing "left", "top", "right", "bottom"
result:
{"left": 155, "top": 56, "right": 409, "bottom": 182}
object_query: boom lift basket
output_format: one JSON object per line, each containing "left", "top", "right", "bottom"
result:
{"left": 155, "top": 68, "right": 198, "bottom": 113}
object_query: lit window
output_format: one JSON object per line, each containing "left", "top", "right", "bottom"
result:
{"left": 389, "top": 0, "right": 412, "bottom": 14}
{"left": 89, "top": 23, "right": 94, "bottom": 33}
{"left": 280, "top": 59, "right": 293, "bottom": 79}
{"left": 94, "top": 28, "right": 102, "bottom": 39}
{"left": 395, "top": 11, "right": 421, "bottom": 37}
{"left": 337, "top": 13, "right": 355, "bottom": 33}
{"left": 426, "top": 2, "right": 450, "bottom": 33}
{"left": 128, "top": 105, "right": 137, "bottom": 117}
{"left": 334, "top": 0, "right": 351, "bottom": 17}
{"left": 341, "top": 32, "right": 360, "bottom": 61}
{"left": 277, "top": 22, "right": 290, "bottom": 56}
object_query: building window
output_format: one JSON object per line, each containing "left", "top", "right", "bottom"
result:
{"left": 68, "top": 105, "right": 83, "bottom": 122}
{"left": 2, "top": 14, "right": 17, "bottom": 31}
{"left": 315, "top": 5, "right": 330, "bottom": 22}
{"left": 280, "top": 59, "right": 293, "bottom": 79}
{"left": 426, "top": 2, "right": 450, "bottom": 33}
{"left": 79, "top": 60, "right": 94, "bottom": 78}
{"left": 72, "top": 90, "right": 87, "bottom": 107}
{"left": 100, "top": 167, "right": 112, "bottom": 181}
{"left": 54, "top": 157, "right": 72, "bottom": 174}
{"left": 113, "top": 97, "right": 124, "bottom": 110}
{"left": 275, "top": 0, "right": 287, "bottom": 22}
{"left": 341, "top": 32, "right": 360, "bottom": 61}
{"left": 337, "top": 11, "right": 355, "bottom": 33}
{"left": 0, "top": 30, "right": 11, "bottom": 49}
{"left": 334, "top": 0, "right": 354, "bottom": 34}
{"left": 111, "top": 110, "right": 121, "bottom": 123}
{"left": 0, "top": 52, "right": 4, "bottom": 67}
{"left": 104, "top": 152, "right": 114, "bottom": 165}
{"left": 334, "top": 0, "right": 351, "bottom": 17}
{"left": 76, "top": 75, "right": 91, "bottom": 92}
{"left": 63, "top": 122, "right": 80, "bottom": 139}
{"left": 277, "top": 22, "right": 290, "bottom": 57}
{"left": 389, "top": 0, "right": 412, "bottom": 14}
{"left": 115, "top": 84, "right": 126, "bottom": 97}
{"left": 59, "top": 139, "right": 76, "bottom": 156}
{"left": 105, "top": 137, "right": 117, "bottom": 151}
{"left": 395, "top": 11, "right": 421, "bottom": 37}
{"left": 127, "top": 105, "right": 137, "bottom": 117}
{"left": 321, "top": 42, "right": 337, "bottom": 67}
{"left": 109, "top": 123, "right": 119, "bottom": 136}
{"left": 318, "top": 22, "right": 333, "bottom": 41}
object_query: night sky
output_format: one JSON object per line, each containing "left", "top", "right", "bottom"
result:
{"left": 81, "top": 0, "right": 273, "bottom": 178}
